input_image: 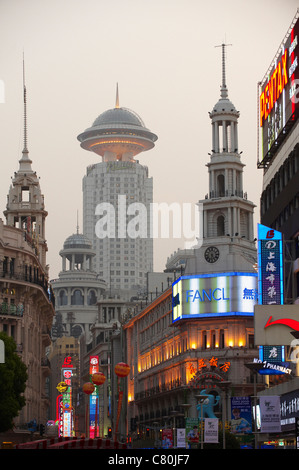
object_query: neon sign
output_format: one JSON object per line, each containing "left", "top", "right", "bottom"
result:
{"left": 259, "top": 13, "right": 299, "bottom": 165}
{"left": 257, "top": 224, "right": 283, "bottom": 305}
{"left": 172, "top": 272, "right": 257, "bottom": 322}
{"left": 260, "top": 49, "right": 288, "bottom": 126}
{"left": 89, "top": 356, "right": 99, "bottom": 438}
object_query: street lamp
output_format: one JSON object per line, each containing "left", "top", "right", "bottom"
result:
{"left": 195, "top": 394, "right": 209, "bottom": 449}
{"left": 170, "top": 410, "right": 179, "bottom": 448}
{"left": 245, "top": 362, "right": 264, "bottom": 449}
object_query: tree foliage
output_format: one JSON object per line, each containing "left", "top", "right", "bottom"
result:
{"left": 0, "top": 332, "right": 28, "bottom": 432}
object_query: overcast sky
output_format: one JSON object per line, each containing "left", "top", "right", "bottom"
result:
{"left": 0, "top": 0, "right": 298, "bottom": 280}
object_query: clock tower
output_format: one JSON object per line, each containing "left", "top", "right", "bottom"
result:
{"left": 185, "top": 44, "right": 257, "bottom": 275}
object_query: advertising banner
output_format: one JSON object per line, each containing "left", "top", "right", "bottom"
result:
{"left": 230, "top": 397, "right": 252, "bottom": 434}
{"left": 204, "top": 418, "right": 218, "bottom": 443}
{"left": 260, "top": 396, "right": 281, "bottom": 433}
{"left": 186, "top": 418, "right": 199, "bottom": 447}
{"left": 176, "top": 428, "right": 186, "bottom": 448}
{"left": 162, "top": 429, "right": 173, "bottom": 448}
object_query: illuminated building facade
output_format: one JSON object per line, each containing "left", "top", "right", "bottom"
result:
{"left": 0, "top": 76, "right": 55, "bottom": 429}
{"left": 255, "top": 11, "right": 299, "bottom": 448}
{"left": 77, "top": 88, "right": 157, "bottom": 296}
{"left": 259, "top": 11, "right": 299, "bottom": 304}
{"left": 123, "top": 47, "right": 262, "bottom": 440}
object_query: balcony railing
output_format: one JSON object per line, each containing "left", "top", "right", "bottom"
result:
{"left": 0, "top": 302, "right": 24, "bottom": 316}
{"left": 0, "top": 271, "right": 55, "bottom": 308}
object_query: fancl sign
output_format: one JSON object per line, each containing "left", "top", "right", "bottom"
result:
{"left": 172, "top": 272, "right": 258, "bottom": 322}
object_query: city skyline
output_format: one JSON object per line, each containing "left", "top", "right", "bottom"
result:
{"left": 0, "top": 0, "right": 297, "bottom": 280}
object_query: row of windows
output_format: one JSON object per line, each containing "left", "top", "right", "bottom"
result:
{"left": 58, "top": 289, "right": 97, "bottom": 306}
{"left": 261, "top": 143, "right": 299, "bottom": 216}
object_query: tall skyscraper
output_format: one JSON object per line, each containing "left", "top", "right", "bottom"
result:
{"left": 77, "top": 88, "right": 157, "bottom": 296}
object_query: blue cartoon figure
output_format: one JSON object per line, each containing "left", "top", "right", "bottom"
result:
{"left": 196, "top": 390, "right": 220, "bottom": 419}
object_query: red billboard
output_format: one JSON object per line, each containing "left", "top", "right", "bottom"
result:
{"left": 258, "top": 12, "right": 299, "bottom": 167}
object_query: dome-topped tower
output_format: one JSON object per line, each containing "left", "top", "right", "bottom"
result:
{"left": 50, "top": 228, "right": 107, "bottom": 340}
{"left": 79, "top": 87, "right": 156, "bottom": 295}
{"left": 77, "top": 85, "right": 157, "bottom": 162}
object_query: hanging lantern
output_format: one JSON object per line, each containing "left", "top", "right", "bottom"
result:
{"left": 83, "top": 382, "right": 95, "bottom": 395}
{"left": 92, "top": 372, "right": 106, "bottom": 386}
{"left": 115, "top": 362, "right": 130, "bottom": 378}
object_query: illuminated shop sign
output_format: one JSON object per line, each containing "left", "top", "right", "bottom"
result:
{"left": 61, "top": 357, "right": 74, "bottom": 438}
{"left": 257, "top": 224, "right": 283, "bottom": 305}
{"left": 259, "top": 14, "right": 299, "bottom": 165}
{"left": 172, "top": 272, "right": 257, "bottom": 322}
{"left": 89, "top": 356, "right": 99, "bottom": 439}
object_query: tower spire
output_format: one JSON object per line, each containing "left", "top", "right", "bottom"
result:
{"left": 23, "top": 54, "right": 28, "bottom": 153}
{"left": 19, "top": 53, "right": 32, "bottom": 172}
{"left": 115, "top": 82, "right": 120, "bottom": 108}
{"left": 215, "top": 43, "right": 232, "bottom": 99}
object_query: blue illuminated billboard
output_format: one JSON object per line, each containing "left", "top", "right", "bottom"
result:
{"left": 257, "top": 224, "right": 283, "bottom": 305}
{"left": 172, "top": 272, "right": 258, "bottom": 322}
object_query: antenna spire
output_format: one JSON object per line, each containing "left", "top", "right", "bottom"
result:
{"left": 215, "top": 43, "right": 232, "bottom": 99}
{"left": 23, "top": 53, "right": 28, "bottom": 153}
{"left": 19, "top": 53, "right": 32, "bottom": 172}
{"left": 115, "top": 82, "right": 120, "bottom": 108}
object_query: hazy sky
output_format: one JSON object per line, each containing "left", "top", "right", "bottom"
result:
{"left": 0, "top": 0, "right": 298, "bottom": 280}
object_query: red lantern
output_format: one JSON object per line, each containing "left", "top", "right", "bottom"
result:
{"left": 83, "top": 382, "right": 95, "bottom": 395}
{"left": 92, "top": 372, "right": 106, "bottom": 386}
{"left": 115, "top": 362, "right": 130, "bottom": 378}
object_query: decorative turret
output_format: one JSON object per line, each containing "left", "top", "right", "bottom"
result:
{"left": 3, "top": 60, "right": 48, "bottom": 268}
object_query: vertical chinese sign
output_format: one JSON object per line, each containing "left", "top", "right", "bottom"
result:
{"left": 61, "top": 356, "right": 74, "bottom": 437}
{"left": 257, "top": 224, "right": 283, "bottom": 306}
{"left": 257, "top": 224, "right": 284, "bottom": 363}
{"left": 89, "top": 356, "right": 99, "bottom": 438}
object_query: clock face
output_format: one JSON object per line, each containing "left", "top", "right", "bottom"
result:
{"left": 204, "top": 246, "right": 220, "bottom": 263}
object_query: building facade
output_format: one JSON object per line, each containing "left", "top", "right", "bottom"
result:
{"left": 259, "top": 12, "right": 299, "bottom": 304}
{"left": 122, "top": 45, "right": 262, "bottom": 444}
{"left": 77, "top": 90, "right": 157, "bottom": 296}
{"left": 255, "top": 11, "right": 299, "bottom": 448}
{"left": 0, "top": 80, "right": 55, "bottom": 428}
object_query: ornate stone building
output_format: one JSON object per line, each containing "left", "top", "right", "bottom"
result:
{"left": 0, "top": 78, "right": 55, "bottom": 428}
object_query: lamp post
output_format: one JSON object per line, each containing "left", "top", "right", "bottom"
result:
{"left": 195, "top": 395, "right": 209, "bottom": 449}
{"left": 245, "top": 362, "right": 264, "bottom": 449}
{"left": 114, "top": 362, "right": 130, "bottom": 442}
{"left": 170, "top": 410, "right": 179, "bottom": 448}
{"left": 82, "top": 382, "right": 95, "bottom": 438}
{"left": 91, "top": 372, "right": 106, "bottom": 437}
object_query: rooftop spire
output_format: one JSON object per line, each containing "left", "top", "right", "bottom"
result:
{"left": 19, "top": 53, "right": 33, "bottom": 172}
{"left": 115, "top": 82, "right": 120, "bottom": 108}
{"left": 215, "top": 43, "right": 232, "bottom": 99}
{"left": 23, "top": 54, "right": 28, "bottom": 153}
